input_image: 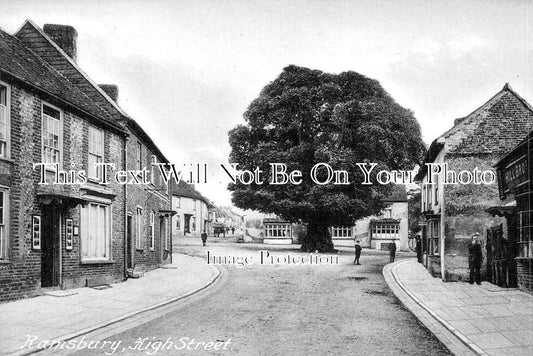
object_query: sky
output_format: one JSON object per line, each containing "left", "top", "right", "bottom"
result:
{"left": 0, "top": 0, "right": 531, "bottom": 206}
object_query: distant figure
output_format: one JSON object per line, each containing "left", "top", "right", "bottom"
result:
{"left": 231, "top": 227, "right": 235, "bottom": 235}
{"left": 389, "top": 242, "right": 397, "bottom": 263}
{"left": 201, "top": 230, "right": 207, "bottom": 246}
{"left": 468, "top": 233, "right": 483, "bottom": 285}
{"left": 416, "top": 236, "right": 423, "bottom": 264}
{"left": 353, "top": 240, "right": 362, "bottom": 265}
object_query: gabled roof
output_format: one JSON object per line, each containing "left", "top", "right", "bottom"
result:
{"left": 15, "top": 20, "right": 130, "bottom": 120}
{"left": 0, "top": 28, "right": 123, "bottom": 132}
{"left": 440, "top": 84, "right": 533, "bottom": 155}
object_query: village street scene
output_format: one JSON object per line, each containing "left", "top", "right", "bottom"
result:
{"left": 0, "top": 1, "right": 532, "bottom": 356}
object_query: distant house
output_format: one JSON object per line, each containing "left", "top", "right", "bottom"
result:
{"left": 332, "top": 185, "right": 409, "bottom": 251}
{"left": 171, "top": 181, "right": 212, "bottom": 239}
{"left": 418, "top": 84, "right": 533, "bottom": 281}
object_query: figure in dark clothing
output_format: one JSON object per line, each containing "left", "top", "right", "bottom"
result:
{"left": 231, "top": 227, "right": 235, "bottom": 235}
{"left": 389, "top": 242, "right": 397, "bottom": 263}
{"left": 353, "top": 240, "right": 362, "bottom": 265}
{"left": 468, "top": 233, "right": 483, "bottom": 285}
{"left": 416, "top": 236, "right": 423, "bottom": 264}
{"left": 201, "top": 231, "right": 207, "bottom": 246}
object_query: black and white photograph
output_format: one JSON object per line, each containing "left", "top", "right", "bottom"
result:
{"left": 0, "top": 1, "right": 532, "bottom": 355}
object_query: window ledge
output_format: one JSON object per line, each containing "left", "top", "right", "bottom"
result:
{"left": 0, "top": 157, "right": 14, "bottom": 164}
{"left": 81, "top": 259, "right": 115, "bottom": 265}
{"left": 0, "top": 260, "right": 12, "bottom": 265}
{"left": 515, "top": 257, "right": 533, "bottom": 261}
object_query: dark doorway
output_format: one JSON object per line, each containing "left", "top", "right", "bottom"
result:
{"left": 41, "top": 208, "right": 60, "bottom": 288}
{"left": 127, "top": 214, "right": 133, "bottom": 269}
{"left": 184, "top": 214, "right": 191, "bottom": 234}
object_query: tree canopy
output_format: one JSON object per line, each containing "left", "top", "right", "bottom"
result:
{"left": 228, "top": 65, "right": 426, "bottom": 251}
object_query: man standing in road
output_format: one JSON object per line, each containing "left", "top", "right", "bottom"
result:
{"left": 353, "top": 240, "right": 362, "bottom": 265}
{"left": 201, "top": 230, "right": 208, "bottom": 246}
{"left": 468, "top": 233, "right": 483, "bottom": 285}
{"left": 389, "top": 241, "right": 397, "bottom": 263}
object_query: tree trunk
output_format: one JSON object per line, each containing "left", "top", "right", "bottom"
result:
{"left": 300, "top": 219, "right": 335, "bottom": 252}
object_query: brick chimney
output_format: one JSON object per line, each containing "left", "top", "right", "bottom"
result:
{"left": 99, "top": 84, "right": 119, "bottom": 102}
{"left": 43, "top": 24, "right": 78, "bottom": 61}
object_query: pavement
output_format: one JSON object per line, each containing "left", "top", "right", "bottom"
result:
{"left": 384, "top": 259, "right": 533, "bottom": 356}
{"left": 0, "top": 253, "right": 220, "bottom": 356}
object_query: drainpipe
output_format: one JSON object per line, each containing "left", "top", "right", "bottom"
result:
{"left": 440, "top": 153, "right": 446, "bottom": 281}
{"left": 123, "top": 135, "right": 129, "bottom": 280}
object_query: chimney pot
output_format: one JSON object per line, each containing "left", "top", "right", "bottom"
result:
{"left": 99, "top": 84, "right": 119, "bottom": 102}
{"left": 43, "top": 24, "right": 78, "bottom": 61}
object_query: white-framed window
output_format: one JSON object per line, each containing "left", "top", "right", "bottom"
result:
{"left": 0, "top": 188, "right": 9, "bottom": 260}
{"left": 192, "top": 216, "right": 196, "bottom": 231}
{"left": 371, "top": 223, "right": 400, "bottom": 240}
{"left": 136, "top": 206, "right": 143, "bottom": 249}
{"left": 265, "top": 224, "right": 291, "bottom": 238}
{"left": 175, "top": 215, "right": 180, "bottom": 229}
{"left": 332, "top": 226, "right": 353, "bottom": 238}
{"left": 42, "top": 103, "right": 62, "bottom": 167}
{"left": 0, "top": 82, "right": 10, "bottom": 158}
{"left": 149, "top": 210, "right": 155, "bottom": 250}
{"left": 80, "top": 202, "right": 111, "bottom": 261}
{"left": 88, "top": 126, "right": 104, "bottom": 180}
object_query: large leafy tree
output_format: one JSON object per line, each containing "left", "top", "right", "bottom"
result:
{"left": 228, "top": 65, "right": 425, "bottom": 252}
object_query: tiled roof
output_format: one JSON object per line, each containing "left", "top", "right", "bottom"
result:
{"left": 442, "top": 84, "right": 533, "bottom": 156}
{"left": 170, "top": 180, "right": 211, "bottom": 205}
{"left": 0, "top": 28, "right": 121, "bottom": 131}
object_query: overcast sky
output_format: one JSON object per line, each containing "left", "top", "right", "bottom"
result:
{"left": 1, "top": 0, "right": 531, "bottom": 206}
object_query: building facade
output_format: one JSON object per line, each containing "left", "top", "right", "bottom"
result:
{"left": 0, "top": 20, "right": 177, "bottom": 302}
{"left": 487, "top": 131, "right": 532, "bottom": 293}
{"left": 124, "top": 117, "right": 173, "bottom": 275}
{"left": 418, "top": 84, "right": 533, "bottom": 281}
{"left": 262, "top": 217, "right": 294, "bottom": 244}
{"left": 171, "top": 181, "right": 211, "bottom": 239}
{"left": 332, "top": 186, "right": 409, "bottom": 251}
{"left": 0, "top": 22, "right": 127, "bottom": 301}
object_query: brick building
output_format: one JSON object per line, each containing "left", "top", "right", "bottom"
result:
{"left": 125, "top": 117, "right": 173, "bottom": 275}
{"left": 417, "top": 84, "right": 533, "bottom": 281}
{"left": 0, "top": 22, "right": 127, "bottom": 301}
{"left": 0, "top": 20, "right": 174, "bottom": 301}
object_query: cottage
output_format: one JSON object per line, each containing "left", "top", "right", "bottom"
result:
{"left": 418, "top": 84, "right": 533, "bottom": 281}
{"left": 171, "top": 181, "right": 212, "bottom": 239}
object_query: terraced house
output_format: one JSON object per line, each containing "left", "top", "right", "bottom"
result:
{"left": 0, "top": 20, "right": 172, "bottom": 301}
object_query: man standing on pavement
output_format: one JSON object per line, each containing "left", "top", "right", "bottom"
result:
{"left": 468, "top": 233, "right": 483, "bottom": 285}
{"left": 201, "top": 230, "right": 208, "bottom": 246}
{"left": 389, "top": 241, "right": 397, "bottom": 263}
{"left": 353, "top": 240, "right": 362, "bottom": 265}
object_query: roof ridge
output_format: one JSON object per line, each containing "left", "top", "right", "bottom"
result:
{"left": 439, "top": 86, "right": 508, "bottom": 140}
{"left": 17, "top": 20, "right": 130, "bottom": 119}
